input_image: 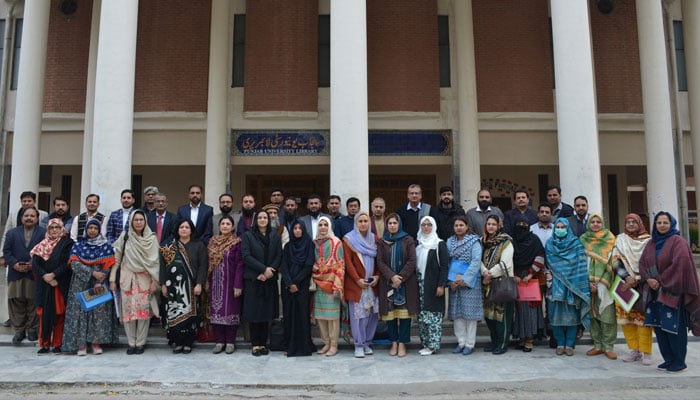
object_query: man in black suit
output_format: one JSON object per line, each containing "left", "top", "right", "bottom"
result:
{"left": 147, "top": 192, "right": 177, "bottom": 246}
{"left": 177, "top": 184, "right": 213, "bottom": 245}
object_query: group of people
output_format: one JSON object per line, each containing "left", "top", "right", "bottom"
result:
{"left": 2, "top": 184, "right": 698, "bottom": 373}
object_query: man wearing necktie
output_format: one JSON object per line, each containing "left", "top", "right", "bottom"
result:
{"left": 147, "top": 193, "right": 176, "bottom": 246}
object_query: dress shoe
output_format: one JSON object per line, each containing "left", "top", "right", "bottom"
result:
{"left": 483, "top": 344, "right": 496, "bottom": 352}
{"left": 126, "top": 347, "right": 136, "bottom": 355}
{"left": 51, "top": 347, "right": 62, "bottom": 354}
{"left": 605, "top": 350, "right": 617, "bottom": 360}
{"left": 225, "top": 344, "right": 235, "bottom": 354}
{"left": 260, "top": 347, "right": 269, "bottom": 355}
{"left": 12, "top": 331, "right": 25, "bottom": 345}
{"left": 134, "top": 346, "right": 145, "bottom": 355}
{"left": 37, "top": 347, "right": 50, "bottom": 354}
{"left": 252, "top": 347, "right": 262, "bottom": 357}
{"left": 586, "top": 348, "right": 605, "bottom": 356}
{"left": 26, "top": 331, "right": 38, "bottom": 342}
{"left": 492, "top": 347, "right": 507, "bottom": 355}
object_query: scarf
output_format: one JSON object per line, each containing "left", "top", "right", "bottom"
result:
{"left": 512, "top": 215, "right": 544, "bottom": 275}
{"left": 344, "top": 212, "right": 378, "bottom": 278}
{"left": 207, "top": 232, "right": 240, "bottom": 274}
{"left": 416, "top": 216, "right": 441, "bottom": 277}
{"left": 383, "top": 215, "right": 410, "bottom": 305}
{"left": 112, "top": 210, "right": 160, "bottom": 278}
{"left": 313, "top": 216, "right": 345, "bottom": 296}
{"left": 69, "top": 219, "right": 115, "bottom": 268}
{"left": 579, "top": 213, "right": 616, "bottom": 264}
{"left": 286, "top": 220, "right": 314, "bottom": 265}
{"left": 651, "top": 212, "right": 681, "bottom": 257}
{"left": 612, "top": 213, "right": 650, "bottom": 277}
{"left": 30, "top": 218, "right": 67, "bottom": 261}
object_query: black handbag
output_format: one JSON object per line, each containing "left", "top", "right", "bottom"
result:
{"left": 488, "top": 262, "right": 519, "bottom": 303}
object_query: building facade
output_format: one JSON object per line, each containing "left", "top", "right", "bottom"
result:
{"left": 0, "top": 0, "right": 697, "bottom": 240}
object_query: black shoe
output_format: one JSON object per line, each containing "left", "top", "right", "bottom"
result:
{"left": 252, "top": 347, "right": 262, "bottom": 357}
{"left": 522, "top": 347, "right": 533, "bottom": 353}
{"left": 182, "top": 346, "right": 192, "bottom": 354}
{"left": 260, "top": 347, "right": 269, "bottom": 355}
{"left": 134, "top": 346, "right": 144, "bottom": 355}
{"left": 173, "top": 346, "right": 183, "bottom": 354}
{"left": 483, "top": 344, "right": 496, "bottom": 352}
{"left": 126, "top": 347, "right": 136, "bottom": 355}
{"left": 12, "top": 331, "right": 25, "bottom": 345}
{"left": 2, "top": 319, "right": 10, "bottom": 327}
{"left": 492, "top": 347, "right": 508, "bottom": 355}
{"left": 27, "top": 331, "right": 38, "bottom": 342}
{"left": 37, "top": 347, "right": 50, "bottom": 354}
{"left": 52, "top": 347, "right": 62, "bottom": 354}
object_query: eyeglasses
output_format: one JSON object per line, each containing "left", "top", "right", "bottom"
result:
{"left": 420, "top": 223, "right": 433, "bottom": 227}
{"left": 48, "top": 226, "right": 62, "bottom": 230}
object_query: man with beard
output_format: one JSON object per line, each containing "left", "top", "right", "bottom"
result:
{"left": 465, "top": 189, "right": 504, "bottom": 237}
{"left": 1, "top": 191, "right": 49, "bottom": 253}
{"left": 69, "top": 194, "right": 107, "bottom": 240}
{"left": 503, "top": 189, "right": 538, "bottom": 236}
{"left": 41, "top": 196, "right": 74, "bottom": 234}
{"left": 147, "top": 193, "right": 177, "bottom": 245}
{"left": 106, "top": 189, "right": 136, "bottom": 244}
{"left": 232, "top": 194, "right": 256, "bottom": 236}
{"left": 370, "top": 197, "right": 386, "bottom": 238}
{"left": 327, "top": 195, "right": 344, "bottom": 236}
{"left": 299, "top": 194, "right": 330, "bottom": 239}
{"left": 270, "top": 188, "right": 286, "bottom": 226}
{"left": 337, "top": 197, "right": 360, "bottom": 238}
{"left": 212, "top": 193, "right": 235, "bottom": 236}
{"left": 395, "top": 184, "right": 431, "bottom": 242}
{"left": 530, "top": 203, "right": 554, "bottom": 247}
{"left": 567, "top": 195, "right": 590, "bottom": 237}
{"left": 177, "top": 184, "right": 214, "bottom": 245}
{"left": 282, "top": 196, "right": 300, "bottom": 233}
{"left": 429, "top": 186, "right": 465, "bottom": 240}
{"left": 262, "top": 203, "right": 289, "bottom": 248}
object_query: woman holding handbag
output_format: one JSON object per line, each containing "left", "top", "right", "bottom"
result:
{"left": 511, "top": 215, "right": 546, "bottom": 353}
{"left": 110, "top": 210, "right": 160, "bottom": 355}
{"left": 480, "top": 215, "right": 514, "bottom": 355}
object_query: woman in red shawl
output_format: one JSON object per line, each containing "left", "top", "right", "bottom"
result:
{"left": 639, "top": 212, "right": 700, "bottom": 373}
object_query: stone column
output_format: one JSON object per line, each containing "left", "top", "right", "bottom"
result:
{"left": 8, "top": 1, "right": 50, "bottom": 212}
{"left": 330, "top": 0, "right": 369, "bottom": 208}
{"left": 80, "top": 0, "right": 101, "bottom": 211}
{"left": 636, "top": 0, "right": 679, "bottom": 218}
{"left": 683, "top": 1, "right": 700, "bottom": 220}
{"left": 550, "top": 0, "right": 603, "bottom": 213}
{"left": 453, "top": 0, "right": 480, "bottom": 210}
{"left": 204, "top": 0, "right": 230, "bottom": 206}
{"left": 90, "top": 0, "right": 139, "bottom": 212}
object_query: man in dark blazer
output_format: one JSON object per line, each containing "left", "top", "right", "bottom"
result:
{"left": 147, "top": 193, "right": 177, "bottom": 246}
{"left": 2, "top": 207, "right": 45, "bottom": 345}
{"left": 298, "top": 194, "right": 331, "bottom": 240}
{"left": 177, "top": 184, "right": 213, "bottom": 245}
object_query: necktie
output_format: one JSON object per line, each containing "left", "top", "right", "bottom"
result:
{"left": 157, "top": 214, "right": 163, "bottom": 243}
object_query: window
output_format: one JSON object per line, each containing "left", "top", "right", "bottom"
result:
{"left": 232, "top": 14, "right": 245, "bottom": 87}
{"left": 318, "top": 15, "right": 330, "bottom": 87}
{"left": 10, "top": 18, "right": 21, "bottom": 90}
{"left": 673, "top": 21, "right": 687, "bottom": 92}
{"left": 438, "top": 16, "right": 450, "bottom": 87}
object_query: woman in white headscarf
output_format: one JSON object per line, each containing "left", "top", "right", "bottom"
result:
{"left": 415, "top": 216, "right": 448, "bottom": 355}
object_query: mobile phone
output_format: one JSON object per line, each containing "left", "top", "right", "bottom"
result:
{"left": 366, "top": 277, "right": 374, "bottom": 283}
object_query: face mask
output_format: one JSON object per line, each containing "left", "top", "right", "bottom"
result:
{"left": 554, "top": 228, "right": 568, "bottom": 238}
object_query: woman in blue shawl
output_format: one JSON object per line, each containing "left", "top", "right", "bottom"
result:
{"left": 376, "top": 213, "right": 418, "bottom": 357}
{"left": 545, "top": 217, "right": 590, "bottom": 356}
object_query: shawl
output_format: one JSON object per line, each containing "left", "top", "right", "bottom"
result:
{"left": 612, "top": 213, "right": 650, "bottom": 276}
{"left": 286, "top": 220, "right": 314, "bottom": 266}
{"left": 416, "top": 216, "right": 441, "bottom": 277}
{"left": 512, "top": 215, "right": 543, "bottom": 274}
{"left": 207, "top": 232, "right": 241, "bottom": 274}
{"left": 113, "top": 210, "right": 160, "bottom": 278}
{"left": 344, "top": 212, "right": 378, "bottom": 277}
{"left": 382, "top": 215, "right": 410, "bottom": 304}
{"left": 69, "top": 219, "right": 115, "bottom": 268}
{"left": 579, "top": 213, "right": 616, "bottom": 265}
{"left": 651, "top": 212, "right": 681, "bottom": 256}
{"left": 545, "top": 218, "right": 590, "bottom": 326}
{"left": 30, "top": 218, "right": 67, "bottom": 261}
{"left": 313, "top": 216, "right": 345, "bottom": 296}
{"left": 447, "top": 233, "right": 480, "bottom": 261}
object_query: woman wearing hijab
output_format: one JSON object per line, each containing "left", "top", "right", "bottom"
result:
{"left": 447, "top": 215, "right": 482, "bottom": 356}
{"left": 579, "top": 213, "right": 617, "bottom": 360}
{"left": 480, "top": 215, "right": 514, "bottom": 355}
{"left": 242, "top": 210, "right": 282, "bottom": 356}
{"left": 343, "top": 211, "right": 379, "bottom": 358}
{"left": 377, "top": 213, "right": 418, "bottom": 357}
{"left": 312, "top": 216, "right": 345, "bottom": 357}
{"left": 639, "top": 212, "right": 700, "bottom": 373}
{"left": 415, "top": 216, "right": 448, "bottom": 356}
{"left": 511, "top": 215, "right": 545, "bottom": 353}
{"left": 31, "top": 218, "right": 74, "bottom": 354}
{"left": 281, "top": 220, "right": 316, "bottom": 357}
{"left": 545, "top": 218, "right": 590, "bottom": 356}
{"left": 161, "top": 219, "right": 208, "bottom": 354}
{"left": 207, "top": 216, "right": 243, "bottom": 355}
{"left": 62, "top": 219, "right": 119, "bottom": 355}
{"left": 613, "top": 213, "right": 653, "bottom": 365}
{"left": 110, "top": 210, "right": 160, "bottom": 355}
